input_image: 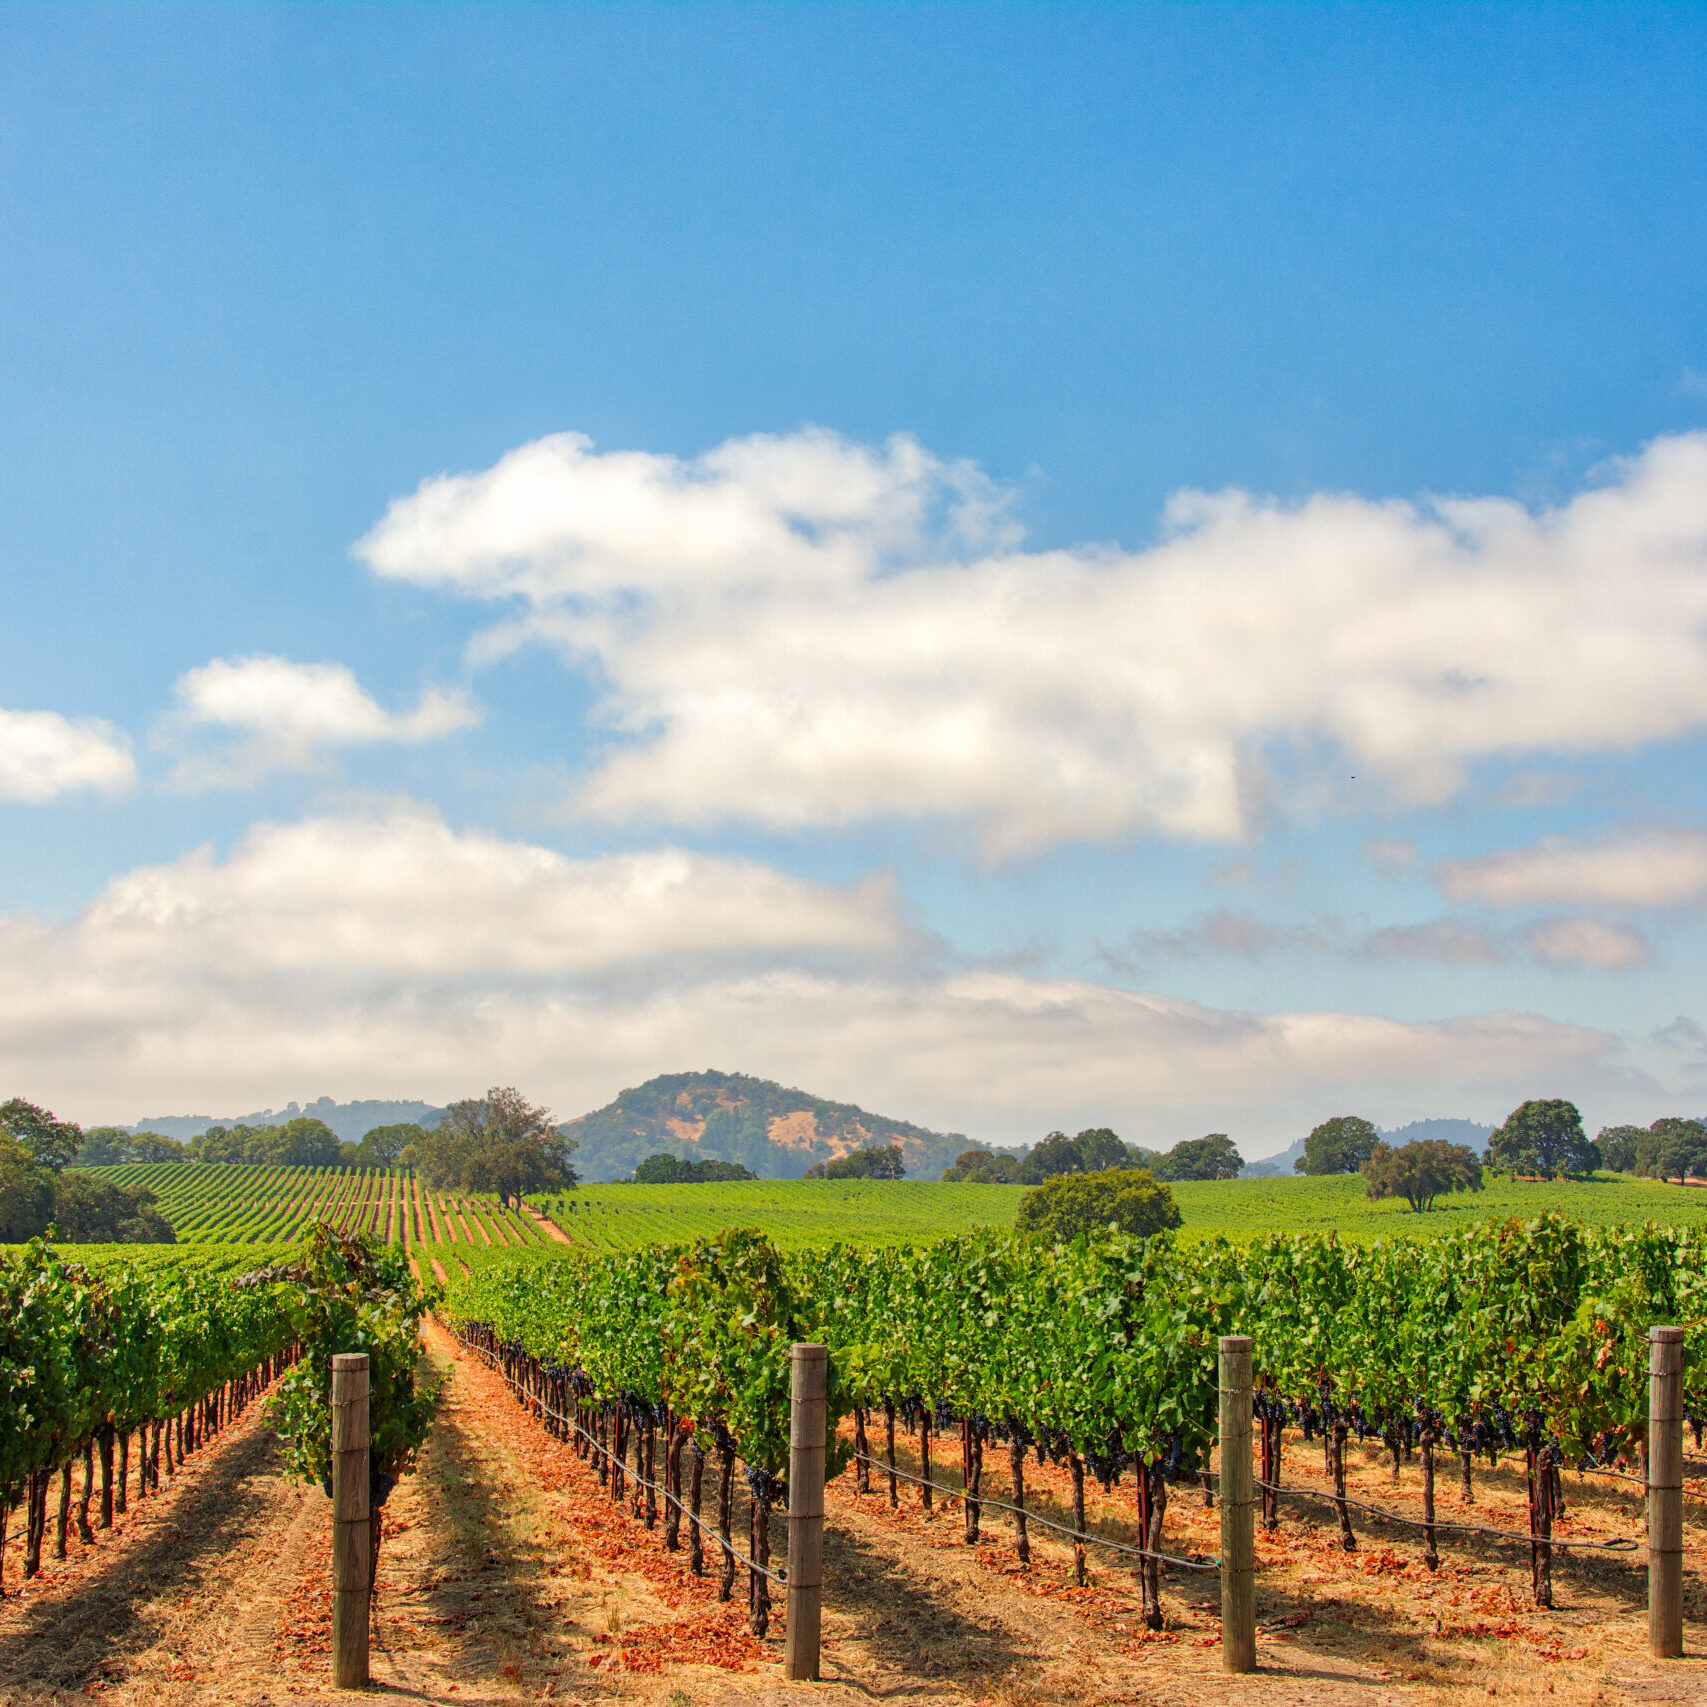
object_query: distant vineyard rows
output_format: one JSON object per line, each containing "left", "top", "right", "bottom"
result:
{"left": 87, "top": 1162, "right": 551, "bottom": 1257}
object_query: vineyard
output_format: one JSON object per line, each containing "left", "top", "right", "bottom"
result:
{"left": 87, "top": 1162, "right": 551, "bottom": 1266}
{"left": 10, "top": 1192, "right": 1707, "bottom": 1702}
{"left": 442, "top": 1213, "right": 1707, "bottom": 1630}
{"left": 75, "top": 1164, "right": 1707, "bottom": 1267}
{"left": 0, "top": 1239, "right": 299, "bottom": 1592}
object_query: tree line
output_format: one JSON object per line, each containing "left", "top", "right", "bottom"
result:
{"left": 942, "top": 1127, "right": 1243, "bottom": 1184}
{"left": 0, "top": 1100, "right": 174, "bottom": 1243}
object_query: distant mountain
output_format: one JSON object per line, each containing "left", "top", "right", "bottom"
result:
{"left": 1240, "top": 1117, "right": 1496, "bottom": 1178}
{"left": 1240, "top": 1136, "right": 1306, "bottom": 1179}
{"left": 1381, "top": 1117, "right": 1495, "bottom": 1149}
{"left": 126, "top": 1097, "right": 447, "bottom": 1144}
{"left": 559, "top": 1069, "right": 970, "bottom": 1183}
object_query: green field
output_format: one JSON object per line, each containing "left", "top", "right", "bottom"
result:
{"left": 537, "top": 1178, "right": 1027, "bottom": 1251}
{"left": 1167, "top": 1170, "right": 1707, "bottom": 1238}
{"left": 542, "top": 1169, "right": 1707, "bottom": 1250}
{"left": 63, "top": 1163, "right": 1707, "bottom": 1265}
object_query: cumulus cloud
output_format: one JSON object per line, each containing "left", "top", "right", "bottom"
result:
{"left": 359, "top": 428, "right": 1707, "bottom": 854}
{"left": 163, "top": 655, "right": 479, "bottom": 785}
{"left": 0, "top": 802, "right": 1655, "bottom": 1144}
{"left": 71, "top": 803, "right": 904, "bottom": 979}
{"left": 1437, "top": 826, "right": 1707, "bottom": 909}
{"left": 0, "top": 707, "right": 135, "bottom": 803}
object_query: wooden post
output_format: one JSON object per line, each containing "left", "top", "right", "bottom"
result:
{"left": 331, "top": 1352, "right": 371, "bottom": 1688}
{"left": 1219, "top": 1335, "right": 1256, "bottom": 1675}
{"left": 784, "top": 1343, "right": 827, "bottom": 1682}
{"left": 1649, "top": 1325, "right": 1684, "bottom": 1660}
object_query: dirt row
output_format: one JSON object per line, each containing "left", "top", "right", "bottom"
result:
{"left": 6, "top": 1330, "right": 1707, "bottom": 1706}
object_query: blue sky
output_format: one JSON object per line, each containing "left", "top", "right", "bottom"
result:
{"left": 3, "top": 4, "right": 1706, "bottom": 1154}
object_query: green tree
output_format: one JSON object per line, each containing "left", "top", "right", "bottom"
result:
{"left": 1638, "top": 1117, "right": 1707, "bottom": 1185}
{"left": 1014, "top": 1130, "right": 1085, "bottom": 1184}
{"left": 1486, "top": 1099, "right": 1596, "bottom": 1177}
{"left": 72, "top": 1126, "right": 134, "bottom": 1166}
{"left": 1073, "top": 1127, "right": 1132, "bottom": 1171}
{"left": 406, "top": 1086, "right": 578, "bottom": 1206}
{"left": 1594, "top": 1125, "right": 1645, "bottom": 1174}
{"left": 261, "top": 1117, "right": 343, "bottom": 1167}
{"left": 356, "top": 1122, "right": 428, "bottom": 1168}
{"left": 1361, "top": 1139, "right": 1484, "bottom": 1211}
{"left": 1154, "top": 1133, "right": 1243, "bottom": 1181}
{"left": 1295, "top": 1115, "right": 1379, "bottom": 1176}
{"left": 0, "top": 1134, "right": 55, "bottom": 1240}
{"left": 940, "top": 1147, "right": 1021, "bottom": 1182}
{"left": 50, "top": 1174, "right": 175, "bottom": 1242}
{"left": 632, "top": 1152, "right": 755, "bottom": 1182}
{"left": 1015, "top": 1167, "right": 1183, "bottom": 1241}
{"left": 0, "top": 1098, "right": 82, "bottom": 1171}
{"left": 807, "top": 1144, "right": 906, "bottom": 1180}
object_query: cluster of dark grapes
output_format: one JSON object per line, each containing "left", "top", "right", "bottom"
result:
{"left": 745, "top": 1463, "right": 783, "bottom": 1503}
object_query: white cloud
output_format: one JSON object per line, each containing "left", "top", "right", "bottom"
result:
{"left": 0, "top": 707, "right": 135, "bottom": 802}
{"left": 1520, "top": 917, "right": 1652, "bottom": 970}
{"left": 164, "top": 655, "right": 479, "bottom": 785}
{"left": 1438, "top": 826, "right": 1707, "bottom": 909}
{"left": 360, "top": 428, "right": 1707, "bottom": 854}
{"left": 0, "top": 806, "right": 1656, "bottom": 1144}
{"left": 72, "top": 803, "right": 903, "bottom": 978}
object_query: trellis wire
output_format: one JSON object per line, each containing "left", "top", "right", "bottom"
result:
{"left": 447, "top": 1326, "right": 787, "bottom": 1587}
{"left": 1237, "top": 1473, "right": 1641, "bottom": 1553}
{"left": 848, "top": 1449, "right": 1219, "bottom": 1572}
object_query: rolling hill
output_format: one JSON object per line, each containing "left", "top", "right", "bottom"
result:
{"left": 558, "top": 1069, "right": 970, "bottom": 1182}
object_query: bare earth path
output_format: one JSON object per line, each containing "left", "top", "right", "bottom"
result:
{"left": 8, "top": 1329, "right": 1707, "bottom": 1707}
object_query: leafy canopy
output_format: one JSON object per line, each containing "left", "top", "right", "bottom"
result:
{"left": 188, "top": 1117, "right": 341, "bottom": 1167}
{"left": 1362, "top": 1138, "right": 1485, "bottom": 1211}
{"left": 354, "top": 1122, "right": 428, "bottom": 1168}
{"left": 404, "top": 1086, "right": 579, "bottom": 1206}
{"left": 1638, "top": 1118, "right": 1707, "bottom": 1185}
{"left": 0, "top": 1097, "right": 83, "bottom": 1171}
{"left": 1153, "top": 1133, "right": 1244, "bottom": 1181}
{"left": 807, "top": 1143, "right": 906, "bottom": 1180}
{"left": 1296, "top": 1115, "right": 1379, "bottom": 1176}
{"left": 1486, "top": 1098, "right": 1596, "bottom": 1178}
{"left": 0, "top": 1138, "right": 175, "bottom": 1243}
{"left": 1015, "top": 1165, "right": 1183, "bottom": 1241}
{"left": 1595, "top": 1124, "right": 1644, "bottom": 1174}
{"left": 632, "top": 1152, "right": 756, "bottom": 1183}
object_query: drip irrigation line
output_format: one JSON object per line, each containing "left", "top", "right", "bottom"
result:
{"left": 1244, "top": 1476, "right": 1640, "bottom": 1553}
{"left": 847, "top": 1450, "right": 1219, "bottom": 1572}
{"left": 447, "top": 1330, "right": 787, "bottom": 1588}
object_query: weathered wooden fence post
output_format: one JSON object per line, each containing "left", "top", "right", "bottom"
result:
{"left": 784, "top": 1342, "right": 827, "bottom": 1681}
{"left": 1649, "top": 1325, "right": 1684, "bottom": 1660}
{"left": 331, "top": 1352, "right": 371, "bottom": 1689}
{"left": 1219, "top": 1335, "right": 1256, "bottom": 1674}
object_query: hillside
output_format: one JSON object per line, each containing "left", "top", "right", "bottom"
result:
{"left": 126, "top": 1096, "right": 447, "bottom": 1143}
{"left": 559, "top": 1068, "right": 969, "bottom": 1182}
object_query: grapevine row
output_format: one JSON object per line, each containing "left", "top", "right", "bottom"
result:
{"left": 444, "top": 1212, "right": 1707, "bottom": 1623}
{"left": 0, "top": 1239, "right": 299, "bottom": 1590}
